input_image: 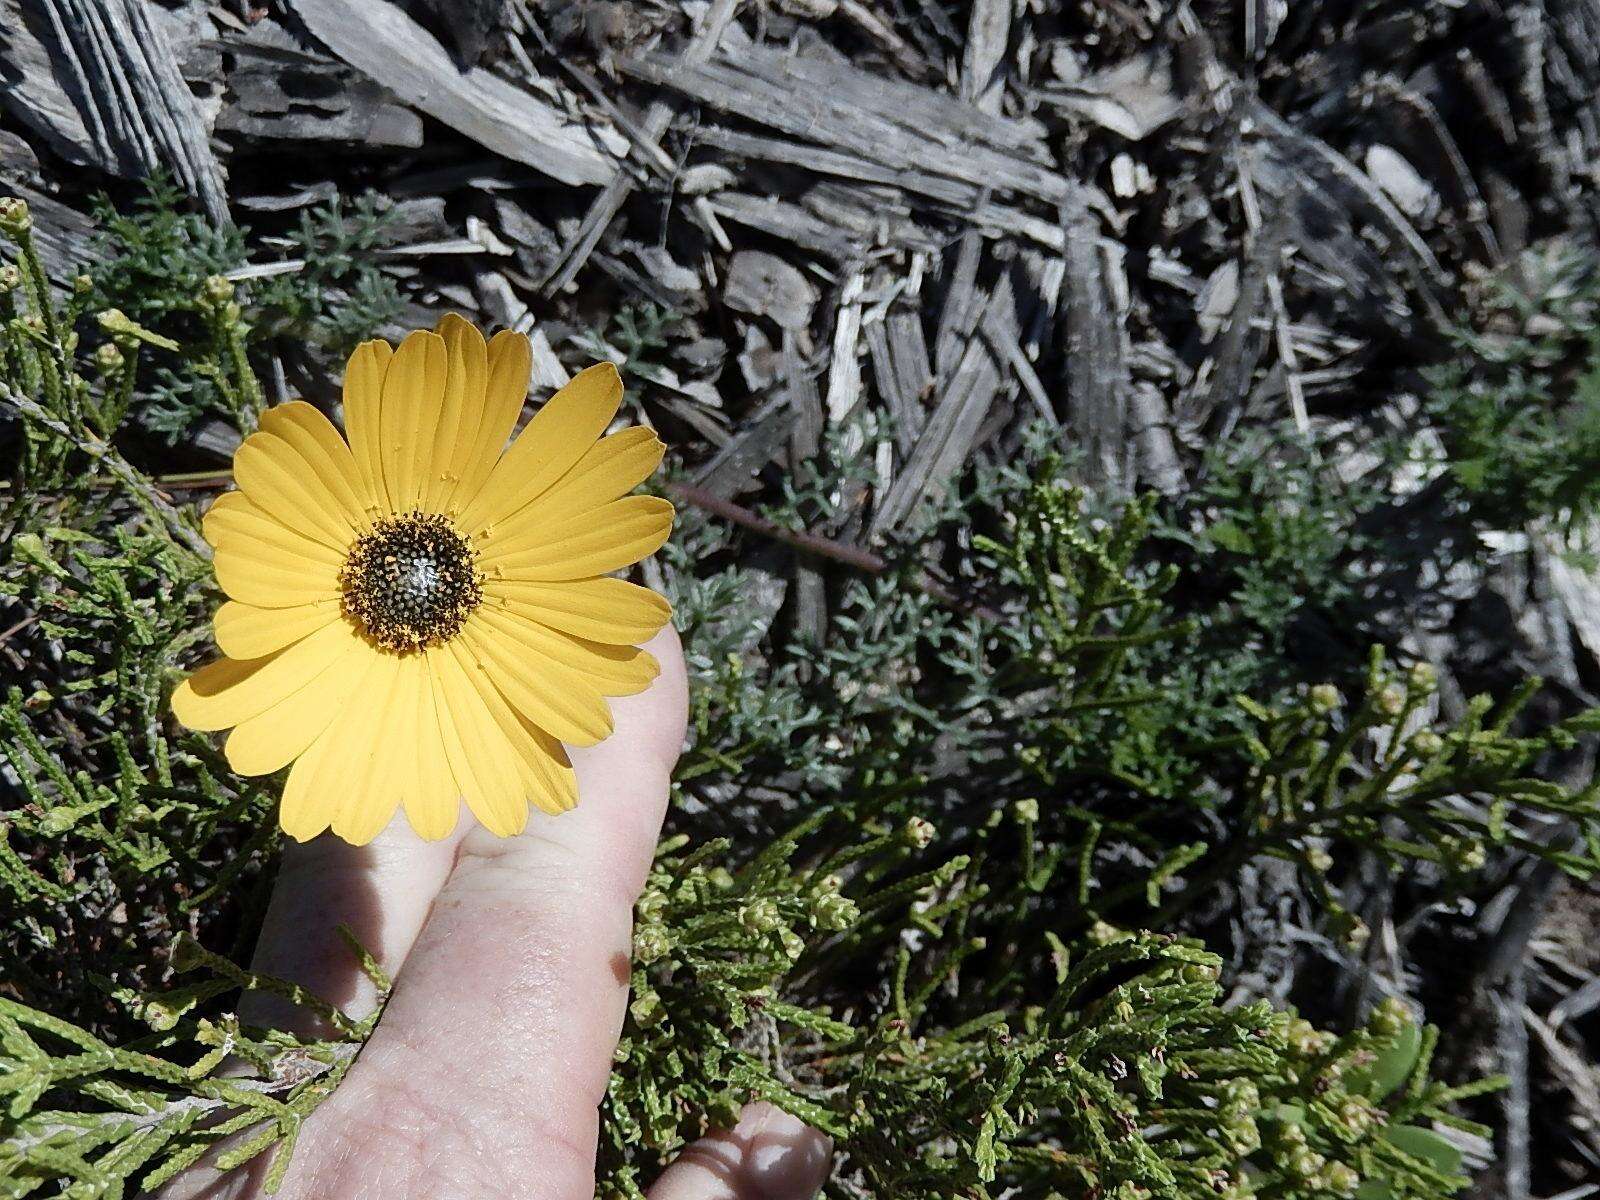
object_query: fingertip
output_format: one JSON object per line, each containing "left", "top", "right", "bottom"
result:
{"left": 646, "top": 1103, "right": 834, "bottom": 1200}
{"left": 741, "top": 1104, "right": 834, "bottom": 1200}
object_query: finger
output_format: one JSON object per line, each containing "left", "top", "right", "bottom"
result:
{"left": 647, "top": 1104, "right": 835, "bottom": 1200}
{"left": 239, "top": 810, "right": 470, "bottom": 1032}
{"left": 320, "top": 625, "right": 687, "bottom": 1196}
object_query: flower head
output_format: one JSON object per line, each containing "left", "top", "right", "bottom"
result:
{"left": 172, "top": 315, "right": 674, "bottom": 844}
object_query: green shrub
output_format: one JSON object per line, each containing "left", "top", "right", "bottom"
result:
{"left": 2, "top": 194, "right": 1596, "bottom": 1199}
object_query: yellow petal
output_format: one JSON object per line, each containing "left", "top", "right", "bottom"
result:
{"left": 330, "top": 654, "right": 412, "bottom": 845}
{"left": 486, "top": 495, "right": 674, "bottom": 582}
{"left": 172, "top": 620, "right": 358, "bottom": 732}
{"left": 447, "top": 329, "right": 533, "bottom": 514}
{"left": 203, "top": 494, "right": 344, "bottom": 608}
{"left": 434, "top": 642, "right": 533, "bottom": 836}
{"left": 483, "top": 576, "right": 671, "bottom": 645}
{"left": 278, "top": 650, "right": 390, "bottom": 842}
{"left": 215, "top": 600, "right": 336, "bottom": 659}
{"left": 223, "top": 636, "right": 374, "bottom": 775}
{"left": 202, "top": 492, "right": 342, "bottom": 565}
{"left": 460, "top": 610, "right": 614, "bottom": 745}
{"left": 507, "top": 712, "right": 579, "bottom": 816}
{"left": 428, "top": 314, "right": 489, "bottom": 514}
{"left": 257, "top": 402, "right": 373, "bottom": 532}
{"left": 475, "top": 604, "right": 659, "bottom": 696}
{"left": 476, "top": 427, "right": 664, "bottom": 557}
{"left": 280, "top": 729, "right": 337, "bottom": 841}
{"left": 405, "top": 654, "right": 463, "bottom": 841}
{"left": 450, "top": 639, "right": 577, "bottom": 820}
{"left": 233, "top": 430, "right": 360, "bottom": 552}
{"left": 457, "top": 361, "right": 622, "bottom": 537}
{"left": 378, "top": 330, "right": 449, "bottom": 515}
{"left": 342, "top": 339, "right": 395, "bottom": 511}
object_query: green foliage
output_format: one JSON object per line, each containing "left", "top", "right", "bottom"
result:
{"left": 85, "top": 176, "right": 400, "bottom": 440}
{"left": 1425, "top": 248, "right": 1600, "bottom": 534}
{"left": 3, "top": 194, "right": 1596, "bottom": 1198}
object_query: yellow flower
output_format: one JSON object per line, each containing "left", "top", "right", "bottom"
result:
{"left": 172, "top": 315, "right": 674, "bottom": 845}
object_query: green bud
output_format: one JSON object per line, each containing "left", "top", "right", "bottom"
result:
{"left": 706, "top": 866, "right": 735, "bottom": 891}
{"left": 0, "top": 196, "right": 32, "bottom": 236}
{"left": 1331, "top": 910, "right": 1370, "bottom": 951}
{"left": 93, "top": 342, "right": 125, "bottom": 374}
{"left": 635, "top": 889, "right": 667, "bottom": 923}
{"left": 1286, "top": 1017, "right": 1333, "bottom": 1056}
{"left": 1408, "top": 661, "right": 1437, "bottom": 692}
{"left": 201, "top": 274, "right": 234, "bottom": 305}
{"left": 1181, "top": 962, "right": 1220, "bottom": 986}
{"left": 1012, "top": 798, "right": 1040, "bottom": 824}
{"left": 812, "top": 891, "right": 859, "bottom": 931}
{"left": 1410, "top": 729, "right": 1444, "bottom": 758}
{"left": 1309, "top": 684, "right": 1341, "bottom": 714}
{"left": 1287, "top": 1148, "right": 1325, "bottom": 1180}
{"left": 780, "top": 928, "right": 806, "bottom": 960}
{"left": 629, "top": 988, "right": 664, "bottom": 1028}
{"left": 0, "top": 264, "right": 20, "bottom": 293}
{"left": 1323, "top": 1162, "right": 1360, "bottom": 1195}
{"left": 632, "top": 923, "right": 672, "bottom": 965}
{"left": 72, "top": 273, "right": 92, "bottom": 295}
{"left": 739, "top": 898, "right": 782, "bottom": 934}
{"left": 1375, "top": 683, "right": 1406, "bottom": 716}
{"left": 1369, "top": 996, "right": 1412, "bottom": 1038}
{"left": 1305, "top": 844, "right": 1333, "bottom": 873}
{"left": 1339, "top": 1097, "right": 1378, "bottom": 1134}
{"left": 903, "top": 816, "right": 936, "bottom": 849}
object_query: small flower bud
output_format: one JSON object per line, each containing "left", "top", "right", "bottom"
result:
{"left": 1286, "top": 1017, "right": 1334, "bottom": 1056}
{"left": 1181, "top": 962, "right": 1220, "bottom": 986}
{"left": 780, "top": 928, "right": 806, "bottom": 960}
{"left": 1331, "top": 910, "right": 1370, "bottom": 951}
{"left": 93, "top": 342, "right": 125, "bottom": 374}
{"left": 202, "top": 274, "right": 234, "bottom": 305}
{"left": 632, "top": 923, "right": 672, "bottom": 965}
{"left": 739, "top": 897, "right": 782, "bottom": 934}
{"left": 1309, "top": 684, "right": 1342, "bottom": 714}
{"left": 811, "top": 891, "right": 859, "bottom": 931}
{"left": 1305, "top": 845, "right": 1333, "bottom": 873}
{"left": 1339, "top": 1097, "right": 1378, "bottom": 1134}
{"left": 1369, "top": 996, "right": 1412, "bottom": 1038}
{"left": 1323, "top": 1162, "right": 1360, "bottom": 1195}
{"left": 1012, "top": 798, "right": 1040, "bottom": 824}
{"left": 0, "top": 264, "right": 21, "bottom": 293}
{"left": 1375, "top": 684, "right": 1406, "bottom": 716}
{"left": 635, "top": 889, "right": 667, "bottom": 923}
{"left": 902, "top": 816, "right": 936, "bottom": 849}
{"left": 1410, "top": 729, "right": 1444, "bottom": 758}
{"left": 1287, "top": 1149, "right": 1325, "bottom": 1180}
{"left": 1443, "top": 835, "right": 1487, "bottom": 872}
{"left": 0, "top": 196, "right": 32, "bottom": 236}
{"left": 1408, "top": 661, "right": 1437, "bottom": 692}
{"left": 629, "top": 988, "right": 664, "bottom": 1028}
{"left": 72, "top": 273, "right": 92, "bottom": 295}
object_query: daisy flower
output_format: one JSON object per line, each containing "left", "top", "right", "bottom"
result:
{"left": 172, "top": 315, "right": 674, "bottom": 845}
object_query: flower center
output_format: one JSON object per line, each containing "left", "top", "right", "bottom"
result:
{"left": 340, "top": 512, "right": 482, "bottom": 653}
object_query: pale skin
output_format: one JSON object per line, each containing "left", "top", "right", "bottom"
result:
{"left": 160, "top": 628, "right": 833, "bottom": 1200}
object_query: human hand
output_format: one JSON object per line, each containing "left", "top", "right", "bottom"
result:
{"left": 160, "top": 628, "right": 833, "bottom": 1200}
